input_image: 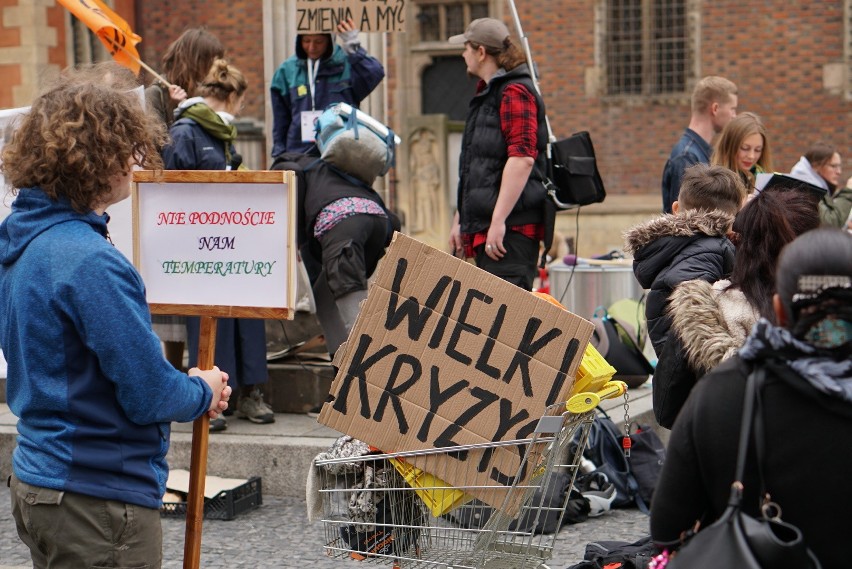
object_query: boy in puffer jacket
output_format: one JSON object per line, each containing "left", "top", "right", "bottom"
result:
{"left": 623, "top": 163, "right": 746, "bottom": 357}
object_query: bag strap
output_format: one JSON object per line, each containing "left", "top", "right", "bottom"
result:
{"left": 728, "top": 367, "right": 763, "bottom": 508}
{"left": 345, "top": 108, "right": 360, "bottom": 139}
{"left": 753, "top": 366, "right": 769, "bottom": 502}
{"left": 531, "top": 161, "right": 555, "bottom": 269}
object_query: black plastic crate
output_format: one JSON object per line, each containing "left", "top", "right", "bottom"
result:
{"left": 161, "top": 476, "right": 262, "bottom": 521}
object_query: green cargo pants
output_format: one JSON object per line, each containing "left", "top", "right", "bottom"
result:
{"left": 10, "top": 473, "right": 162, "bottom": 569}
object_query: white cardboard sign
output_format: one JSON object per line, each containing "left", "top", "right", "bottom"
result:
{"left": 132, "top": 170, "right": 297, "bottom": 318}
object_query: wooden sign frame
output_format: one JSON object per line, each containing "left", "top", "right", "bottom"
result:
{"left": 132, "top": 170, "right": 297, "bottom": 320}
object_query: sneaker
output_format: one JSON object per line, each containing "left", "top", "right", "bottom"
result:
{"left": 209, "top": 417, "right": 228, "bottom": 432}
{"left": 575, "top": 471, "right": 616, "bottom": 517}
{"left": 236, "top": 389, "right": 275, "bottom": 424}
{"left": 306, "top": 405, "right": 322, "bottom": 418}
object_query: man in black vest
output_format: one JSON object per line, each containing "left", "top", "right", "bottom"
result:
{"left": 448, "top": 18, "right": 549, "bottom": 291}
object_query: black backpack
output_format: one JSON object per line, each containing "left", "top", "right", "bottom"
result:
{"left": 580, "top": 412, "right": 665, "bottom": 513}
{"left": 539, "top": 130, "right": 607, "bottom": 267}
{"left": 547, "top": 131, "right": 607, "bottom": 209}
{"left": 582, "top": 414, "right": 643, "bottom": 510}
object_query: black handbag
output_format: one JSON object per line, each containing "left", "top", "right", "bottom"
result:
{"left": 538, "top": 131, "right": 607, "bottom": 267}
{"left": 668, "top": 368, "right": 821, "bottom": 569}
{"left": 547, "top": 131, "right": 606, "bottom": 209}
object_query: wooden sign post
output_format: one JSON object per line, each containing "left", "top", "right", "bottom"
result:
{"left": 132, "top": 170, "right": 297, "bottom": 568}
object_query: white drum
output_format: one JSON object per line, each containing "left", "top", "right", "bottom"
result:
{"left": 548, "top": 263, "right": 644, "bottom": 320}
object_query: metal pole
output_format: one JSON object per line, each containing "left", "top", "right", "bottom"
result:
{"left": 506, "top": 0, "right": 555, "bottom": 143}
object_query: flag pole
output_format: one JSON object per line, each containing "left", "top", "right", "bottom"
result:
{"left": 506, "top": 0, "right": 554, "bottom": 143}
{"left": 107, "top": 37, "right": 173, "bottom": 88}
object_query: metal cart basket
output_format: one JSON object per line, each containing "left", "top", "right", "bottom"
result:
{"left": 315, "top": 403, "right": 598, "bottom": 569}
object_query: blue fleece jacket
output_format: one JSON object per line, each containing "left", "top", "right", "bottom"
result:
{"left": 0, "top": 188, "right": 213, "bottom": 509}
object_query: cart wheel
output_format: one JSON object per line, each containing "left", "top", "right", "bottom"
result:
{"left": 567, "top": 392, "right": 600, "bottom": 414}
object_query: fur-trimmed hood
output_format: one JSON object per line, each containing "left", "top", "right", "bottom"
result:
{"left": 668, "top": 279, "right": 760, "bottom": 373}
{"left": 624, "top": 209, "right": 733, "bottom": 255}
{"left": 623, "top": 209, "right": 736, "bottom": 355}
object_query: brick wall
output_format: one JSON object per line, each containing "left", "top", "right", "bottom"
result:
{"left": 136, "top": 1, "right": 267, "bottom": 122}
{"left": 516, "top": 0, "right": 851, "bottom": 198}
{"left": 11, "top": 0, "right": 844, "bottom": 196}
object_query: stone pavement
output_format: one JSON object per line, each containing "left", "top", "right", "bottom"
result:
{"left": 0, "top": 382, "right": 659, "bottom": 568}
{"left": 0, "top": 489, "right": 650, "bottom": 569}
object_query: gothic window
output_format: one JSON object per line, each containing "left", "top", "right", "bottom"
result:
{"left": 604, "top": 0, "right": 692, "bottom": 97}
{"left": 415, "top": 0, "right": 489, "bottom": 117}
{"left": 422, "top": 56, "right": 478, "bottom": 120}
{"left": 68, "top": 10, "right": 109, "bottom": 66}
{"left": 416, "top": 0, "right": 489, "bottom": 43}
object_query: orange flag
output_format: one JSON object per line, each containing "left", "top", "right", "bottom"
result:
{"left": 57, "top": 0, "right": 142, "bottom": 75}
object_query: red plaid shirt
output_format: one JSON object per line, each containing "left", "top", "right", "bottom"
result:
{"left": 462, "top": 79, "right": 542, "bottom": 258}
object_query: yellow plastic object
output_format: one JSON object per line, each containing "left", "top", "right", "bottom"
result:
{"left": 572, "top": 343, "right": 617, "bottom": 396}
{"left": 389, "top": 457, "right": 475, "bottom": 517}
{"left": 566, "top": 380, "right": 628, "bottom": 414}
{"left": 529, "top": 292, "right": 616, "bottom": 396}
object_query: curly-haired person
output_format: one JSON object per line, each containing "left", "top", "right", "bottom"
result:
{"left": 0, "top": 63, "right": 231, "bottom": 569}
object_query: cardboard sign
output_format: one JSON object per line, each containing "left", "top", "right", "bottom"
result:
{"left": 132, "top": 170, "right": 297, "bottom": 319}
{"left": 318, "top": 233, "right": 594, "bottom": 513}
{"left": 296, "top": 0, "right": 405, "bottom": 33}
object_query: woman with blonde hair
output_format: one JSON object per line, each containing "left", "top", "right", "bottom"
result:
{"left": 711, "top": 111, "right": 773, "bottom": 191}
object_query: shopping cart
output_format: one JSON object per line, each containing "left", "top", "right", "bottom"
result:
{"left": 315, "top": 376, "right": 626, "bottom": 569}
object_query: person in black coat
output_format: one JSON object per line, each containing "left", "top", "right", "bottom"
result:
{"left": 624, "top": 163, "right": 744, "bottom": 357}
{"left": 650, "top": 228, "right": 852, "bottom": 568}
{"left": 272, "top": 153, "right": 398, "bottom": 359}
{"left": 650, "top": 184, "right": 822, "bottom": 428}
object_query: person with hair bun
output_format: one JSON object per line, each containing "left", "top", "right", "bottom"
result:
{"left": 163, "top": 59, "right": 274, "bottom": 431}
{"left": 0, "top": 62, "right": 231, "bottom": 568}
{"left": 711, "top": 111, "right": 773, "bottom": 193}
{"left": 447, "top": 18, "right": 549, "bottom": 291}
{"left": 651, "top": 228, "right": 852, "bottom": 568}
{"left": 145, "top": 27, "right": 225, "bottom": 378}
{"left": 164, "top": 58, "right": 247, "bottom": 172}
{"left": 651, "top": 184, "right": 820, "bottom": 428}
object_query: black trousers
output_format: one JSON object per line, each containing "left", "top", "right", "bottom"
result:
{"left": 316, "top": 214, "right": 389, "bottom": 299}
{"left": 474, "top": 230, "right": 539, "bottom": 291}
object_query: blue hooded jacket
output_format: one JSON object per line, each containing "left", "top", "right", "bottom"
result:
{"left": 0, "top": 188, "right": 212, "bottom": 509}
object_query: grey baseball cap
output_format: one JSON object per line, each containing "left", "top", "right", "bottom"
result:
{"left": 448, "top": 18, "right": 510, "bottom": 50}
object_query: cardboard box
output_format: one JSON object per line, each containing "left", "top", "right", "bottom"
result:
{"left": 318, "top": 233, "right": 593, "bottom": 514}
